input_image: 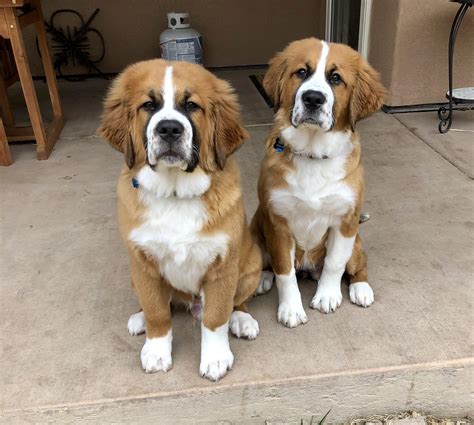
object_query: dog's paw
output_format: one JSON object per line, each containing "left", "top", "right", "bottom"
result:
{"left": 140, "top": 334, "right": 172, "bottom": 373}
{"left": 277, "top": 301, "right": 308, "bottom": 328}
{"left": 128, "top": 311, "right": 146, "bottom": 336}
{"left": 200, "top": 323, "right": 234, "bottom": 381}
{"left": 256, "top": 270, "right": 274, "bottom": 295}
{"left": 200, "top": 348, "right": 234, "bottom": 381}
{"left": 310, "top": 285, "right": 342, "bottom": 313}
{"left": 349, "top": 281, "right": 374, "bottom": 308}
{"left": 230, "top": 311, "right": 259, "bottom": 339}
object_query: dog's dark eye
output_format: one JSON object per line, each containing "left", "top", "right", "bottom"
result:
{"left": 296, "top": 68, "right": 308, "bottom": 78}
{"left": 185, "top": 101, "right": 199, "bottom": 112}
{"left": 329, "top": 72, "right": 342, "bottom": 85}
{"left": 143, "top": 101, "right": 156, "bottom": 111}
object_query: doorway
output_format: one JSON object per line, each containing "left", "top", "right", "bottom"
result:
{"left": 325, "top": 0, "right": 373, "bottom": 59}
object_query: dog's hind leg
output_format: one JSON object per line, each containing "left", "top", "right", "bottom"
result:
{"left": 250, "top": 206, "right": 274, "bottom": 295}
{"left": 231, "top": 239, "right": 261, "bottom": 339}
{"left": 128, "top": 279, "right": 145, "bottom": 335}
{"left": 128, "top": 310, "right": 146, "bottom": 336}
{"left": 346, "top": 234, "right": 374, "bottom": 308}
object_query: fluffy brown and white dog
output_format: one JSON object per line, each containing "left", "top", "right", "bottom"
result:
{"left": 98, "top": 59, "right": 261, "bottom": 381}
{"left": 251, "top": 38, "right": 385, "bottom": 328}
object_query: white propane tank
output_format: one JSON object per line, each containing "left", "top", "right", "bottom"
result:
{"left": 160, "top": 12, "right": 203, "bottom": 65}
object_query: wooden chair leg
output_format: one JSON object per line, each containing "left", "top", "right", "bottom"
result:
{"left": 32, "top": 0, "right": 63, "bottom": 121}
{"left": 0, "top": 117, "right": 12, "bottom": 166}
{"left": 4, "top": 7, "right": 49, "bottom": 160}
{"left": 0, "top": 76, "right": 15, "bottom": 127}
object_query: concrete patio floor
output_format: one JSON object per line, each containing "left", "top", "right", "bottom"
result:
{"left": 1, "top": 73, "right": 473, "bottom": 423}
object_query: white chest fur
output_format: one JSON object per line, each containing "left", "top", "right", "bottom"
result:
{"left": 270, "top": 130, "right": 356, "bottom": 258}
{"left": 129, "top": 165, "right": 229, "bottom": 294}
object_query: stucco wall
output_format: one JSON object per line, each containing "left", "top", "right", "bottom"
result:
{"left": 369, "top": 0, "right": 474, "bottom": 106}
{"left": 24, "top": 0, "right": 326, "bottom": 74}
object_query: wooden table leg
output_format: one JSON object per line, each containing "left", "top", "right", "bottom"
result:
{"left": 4, "top": 7, "right": 49, "bottom": 159}
{"left": 0, "top": 117, "right": 12, "bottom": 166}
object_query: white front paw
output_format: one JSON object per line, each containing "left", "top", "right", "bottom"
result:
{"left": 199, "top": 348, "right": 234, "bottom": 382}
{"left": 277, "top": 301, "right": 308, "bottom": 328}
{"left": 310, "top": 284, "right": 342, "bottom": 313}
{"left": 230, "top": 311, "right": 259, "bottom": 339}
{"left": 141, "top": 334, "right": 172, "bottom": 373}
{"left": 128, "top": 311, "right": 146, "bottom": 336}
{"left": 349, "top": 281, "right": 374, "bottom": 307}
{"left": 200, "top": 323, "right": 234, "bottom": 381}
{"left": 256, "top": 270, "right": 274, "bottom": 295}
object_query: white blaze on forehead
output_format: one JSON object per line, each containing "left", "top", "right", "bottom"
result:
{"left": 162, "top": 65, "right": 174, "bottom": 109}
{"left": 291, "top": 40, "right": 334, "bottom": 131}
{"left": 145, "top": 65, "right": 194, "bottom": 167}
{"left": 314, "top": 41, "right": 330, "bottom": 83}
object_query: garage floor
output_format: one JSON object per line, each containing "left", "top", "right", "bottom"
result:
{"left": 1, "top": 71, "right": 473, "bottom": 423}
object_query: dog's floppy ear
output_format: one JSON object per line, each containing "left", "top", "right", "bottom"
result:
{"left": 263, "top": 51, "right": 287, "bottom": 112}
{"left": 201, "top": 79, "right": 249, "bottom": 172}
{"left": 349, "top": 56, "right": 385, "bottom": 130}
{"left": 97, "top": 76, "right": 136, "bottom": 168}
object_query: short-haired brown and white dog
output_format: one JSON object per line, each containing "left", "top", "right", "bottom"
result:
{"left": 251, "top": 38, "right": 385, "bottom": 328}
{"left": 99, "top": 60, "right": 261, "bottom": 381}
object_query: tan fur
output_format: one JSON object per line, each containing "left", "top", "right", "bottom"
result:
{"left": 252, "top": 38, "right": 385, "bottom": 284}
{"left": 98, "top": 60, "right": 261, "bottom": 339}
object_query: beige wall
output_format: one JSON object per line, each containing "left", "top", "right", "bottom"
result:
{"left": 369, "top": 0, "right": 474, "bottom": 106}
{"left": 26, "top": 0, "right": 471, "bottom": 106}
{"left": 25, "top": 0, "right": 326, "bottom": 74}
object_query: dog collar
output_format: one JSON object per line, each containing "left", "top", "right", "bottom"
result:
{"left": 273, "top": 137, "right": 329, "bottom": 160}
{"left": 273, "top": 137, "right": 285, "bottom": 152}
{"left": 131, "top": 177, "right": 139, "bottom": 188}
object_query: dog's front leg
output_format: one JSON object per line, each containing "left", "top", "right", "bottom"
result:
{"left": 131, "top": 253, "right": 173, "bottom": 373}
{"left": 265, "top": 218, "right": 307, "bottom": 328}
{"left": 199, "top": 263, "right": 237, "bottom": 382}
{"left": 274, "top": 240, "right": 309, "bottom": 328}
{"left": 310, "top": 227, "right": 355, "bottom": 313}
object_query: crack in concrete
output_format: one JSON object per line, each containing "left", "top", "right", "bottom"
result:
{"left": 60, "top": 135, "right": 100, "bottom": 141}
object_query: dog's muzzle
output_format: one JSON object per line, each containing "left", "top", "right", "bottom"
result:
{"left": 150, "top": 119, "right": 189, "bottom": 166}
{"left": 156, "top": 119, "right": 184, "bottom": 142}
{"left": 302, "top": 90, "right": 326, "bottom": 112}
{"left": 293, "top": 89, "right": 333, "bottom": 130}
{"left": 299, "top": 90, "right": 327, "bottom": 126}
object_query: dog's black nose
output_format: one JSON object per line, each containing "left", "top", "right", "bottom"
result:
{"left": 156, "top": 120, "right": 184, "bottom": 141}
{"left": 302, "top": 90, "right": 326, "bottom": 110}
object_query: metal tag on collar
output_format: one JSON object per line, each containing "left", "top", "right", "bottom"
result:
{"left": 273, "top": 137, "right": 284, "bottom": 153}
{"left": 131, "top": 177, "right": 139, "bottom": 189}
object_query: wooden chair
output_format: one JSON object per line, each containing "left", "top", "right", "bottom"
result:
{"left": 0, "top": 0, "right": 64, "bottom": 166}
{"left": 0, "top": 116, "right": 10, "bottom": 164}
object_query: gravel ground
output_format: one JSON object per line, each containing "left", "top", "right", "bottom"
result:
{"left": 265, "top": 411, "right": 472, "bottom": 425}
